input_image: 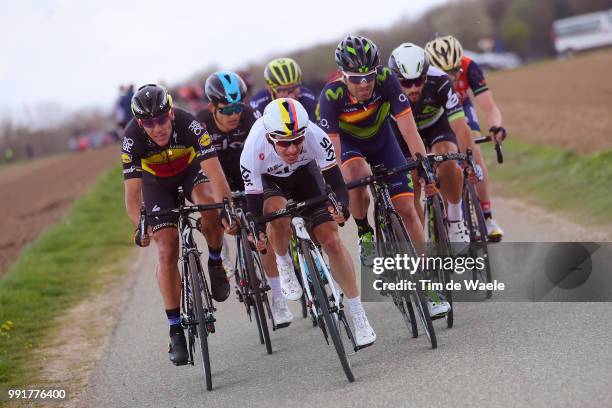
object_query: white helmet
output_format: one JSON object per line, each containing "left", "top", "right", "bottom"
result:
{"left": 389, "top": 43, "right": 430, "bottom": 80}
{"left": 262, "top": 98, "right": 309, "bottom": 140}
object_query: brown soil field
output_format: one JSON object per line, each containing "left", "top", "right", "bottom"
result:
{"left": 485, "top": 48, "right": 612, "bottom": 153}
{"left": 0, "top": 146, "right": 119, "bottom": 276}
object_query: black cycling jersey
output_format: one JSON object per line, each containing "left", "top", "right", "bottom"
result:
{"left": 249, "top": 86, "right": 318, "bottom": 122}
{"left": 121, "top": 108, "right": 217, "bottom": 180}
{"left": 196, "top": 106, "right": 255, "bottom": 191}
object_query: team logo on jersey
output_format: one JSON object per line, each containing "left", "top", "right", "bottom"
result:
{"left": 122, "top": 137, "right": 134, "bottom": 152}
{"left": 319, "top": 137, "right": 336, "bottom": 161}
{"left": 198, "top": 132, "right": 212, "bottom": 147}
{"left": 121, "top": 153, "right": 132, "bottom": 163}
{"left": 445, "top": 88, "right": 459, "bottom": 109}
{"left": 189, "top": 120, "right": 204, "bottom": 136}
{"left": 259, "top": 153, "right": 265, "bottom": 160}
{"left": 241, "top": 165, "right": 252, "bottom": 186}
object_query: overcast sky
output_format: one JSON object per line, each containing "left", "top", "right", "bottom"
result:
{"left": 0, "top": 0, "right": 446, "bottom": 122}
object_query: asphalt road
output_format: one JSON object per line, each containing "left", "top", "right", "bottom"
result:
{"left": 82, "top": 198, "right": 612, "bottom": 408}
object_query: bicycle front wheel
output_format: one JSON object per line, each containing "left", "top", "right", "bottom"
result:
{"left": 389, "top": 212, "right": 437, "bottom": 349}
{"left": 429, "top": 196, "right": 453, "bottom": 328}
{"left": 301, "top": 240, "right": 354, "bottom": 382}
{"left": 240, "top": 227, "right": 272, "bottom": 354}
{"left": 187, "top": 252, "right": 212, "bottom": 391}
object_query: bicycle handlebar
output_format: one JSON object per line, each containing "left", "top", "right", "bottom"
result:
{"left": 474, "top": 135, "right": 504, "bottom": 164}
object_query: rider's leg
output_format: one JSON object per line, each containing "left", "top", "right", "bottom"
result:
{"left": 312, "top": 220, "right": 358, "bottom": 299}
{"left": 431, "top": 140, "right": 463, "bottom": 221}
{"left": 341, "top": 156, "right": 372, "bottom": 233}
{"left": 191, "top": 180, "right": 230, "bottom": 302}
{"left": 153, "top": 227, "right": 181, "bottom": 310}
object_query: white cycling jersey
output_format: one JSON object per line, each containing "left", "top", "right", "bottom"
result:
{"left": 240, "top": 118, "right": 337, "bottom": 194}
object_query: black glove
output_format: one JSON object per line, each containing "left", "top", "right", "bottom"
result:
{"left": 489, "top": 126, "right": 507, "bottom": 141}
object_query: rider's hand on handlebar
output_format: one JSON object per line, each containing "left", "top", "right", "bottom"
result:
{"left": 489, "top": 126, "right": 507, "bottom": 143}
{"left": 465, "top": 162, "right": 484, "bottom": 184}
{"left": 327, "top": 204, "right": 346, "bottom": 225}
{"left": 248, "top": 231, "right": 268, "bottom": 252}
{"left": 221, "top": 215, "right": 239, "bottom": 235}
{"left": 133, "top": 227, "right": 151, "bottom": 247}
{"left": 419, "top": 177, "right": 438, "bottom": 198}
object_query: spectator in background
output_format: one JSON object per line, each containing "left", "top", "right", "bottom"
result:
{"left": 3, "top": 147, "right": 14, "bottom": 163}
{"left": 114, "top": 84, "right": 135, "bottom": 130}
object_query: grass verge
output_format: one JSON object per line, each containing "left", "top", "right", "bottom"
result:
{"left": 481, "top": 138, "right": 612, "bottom": 225}
{"left": 0, "top": 166, "right": 132, "bottom": 386}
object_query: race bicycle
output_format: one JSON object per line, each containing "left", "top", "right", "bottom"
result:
{"left": 140, "top": 188, "right": 230, "bottom": 391}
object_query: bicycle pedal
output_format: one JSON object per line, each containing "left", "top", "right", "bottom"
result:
{"left": 355, "top": 342, "right": 374, "bottom": 351}
{"left": 275, "top": 322, "right": 291, "bottom": 329}
{"left": 430, "top": 314, "right": 446, "bottom": 321}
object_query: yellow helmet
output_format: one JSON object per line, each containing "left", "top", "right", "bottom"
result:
{"left": 425, "top": 35, "right": 464, "bottom": 72}
{"left": 264, "top": 58, "right": 302, "bottom": 88}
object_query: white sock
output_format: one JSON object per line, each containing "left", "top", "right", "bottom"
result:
{"left": 346, "top": 296, "right": 364, "bottom": 316}
{"left": 275, "top": 252, "right": 293, "bottom": 269}
{"left": 447, "top": 201, "right": 462, "bottom": 222}
{"left": 269, "top": 277, "right": 282, "bottom": 299}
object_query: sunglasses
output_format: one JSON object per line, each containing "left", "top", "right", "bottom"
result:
{"left": 140, "top": 111, "right": 171, "bottom": 128}
{"left": 399, "top": 75, "right": 427, "bottom": 88}
{"left": 217, "top": 103, "right": 244, "bottom": 115}
{"left": 268, "top": 135, "right": 305, "bottom": 148}
{"left": 343, "top": 70, "right": 377, "bottom": 84}
{"left": 273, "top": 84, "right": 300, "bottom": 94}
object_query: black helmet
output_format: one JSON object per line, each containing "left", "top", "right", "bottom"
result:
{"left": 204, "top": 71, "right": 247, "bottom": 104}
{"left": 131, "top": 84, "right": 173, "bottom": 119}
{"left": 335, "top": 35, "right": 380, "bottom": 73}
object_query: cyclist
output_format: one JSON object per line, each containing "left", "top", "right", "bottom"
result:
{"left": 318, "top": 35, "right": 430, "bottom": 266}
{"left": 425, "top": 35, "right": 506, "bottom": 241}
{"left": 388, "top": 43, "right": 476, "bottom": 244}
{"left": 122, "top": 84, "right": 234, "bottom": 366}
{"left": 250, "top": 57, "right": 317, "bottom": 121}
{"left": 196, "top": 71, "right": 292, "bottom": 327}
{"left": 240, "top": 98, "right": 376, "bottom": 347}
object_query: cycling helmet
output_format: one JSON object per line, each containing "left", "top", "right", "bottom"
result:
{"left": 263, "top": 98, "right": 309, "bottom": 140}
{"left": 131, "top": 84, "right": 173, "bottom": 119}
{"left": 264, "top": 58, "right": 302, "bottom": 88}
{"left": 389, "top": 43, "right": 429, "bottom": 80}
{"left": 204, "top": 71, "right": 247, "bottom": 104}
{"left": 425, "top": 35, "right": 464, "bottom": 71}
{"left": 335, "top": 35, "right": 380, "bottom": 73}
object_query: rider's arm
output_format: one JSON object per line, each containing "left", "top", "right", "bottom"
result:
{"left": 200, "top": 157, "right": 231, "bottom": 203}
{"left": 124, "top": 178, "right": 143, "bottom": 227}
{"left": 328, "top": 133, "right": 342, "bottom": 167}
{"left": 466, "top": 60, "right": 502, "bottom": 129}
{"left": 395, "top": 112, "right": 427, "bottom": 158}
{"left": 322, "top": 165, "right": 350, "bottom": 219}
{"left": 474, "top": 90, "right": 502, "bottom": 129}
{"left": 449, "top": 116, "right": 475, "bottom": 153}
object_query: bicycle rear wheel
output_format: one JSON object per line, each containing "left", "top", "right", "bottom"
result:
{"left": 187, "top": 252, "right": 212, "bottom": 391}
{"left": 429, "top": 196, "right": 454, "bottom": 328}
{"left": 301, "top": 240, "right": 354, "bottom": 382}
{"left": 463, "top": 181, "right": 493, "bottom": 299}
{"left": 240, "top": 227, "right": 272, "bottom": 354}
{"left": 389, "top": 212, "right": 437, "bottom": 349}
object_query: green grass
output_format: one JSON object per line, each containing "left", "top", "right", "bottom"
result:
{"left": 0, "top": 166, "right": 132, "bottom": 386}
{"left": 481, "top": 138, "right": 612, "bottom": 225}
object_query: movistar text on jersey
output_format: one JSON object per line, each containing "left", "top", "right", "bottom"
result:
{"left": 372, "top": 254, "right": 486, "bottom": 275}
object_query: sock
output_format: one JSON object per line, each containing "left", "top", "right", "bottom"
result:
{"left": 269, "top": 276, "right": 282, "bottom": 299}
{"left": 480, "top": 201, "right": 492, "bottom": 219}
{"left": 447, "top": 201, "right": 462, "bottom": 222}
{"left": 275, "top": 252, "right": 293, "bottom": 268}
{"left": 208, "top": 245, "right": 222, "bottom": 262}
{"left": 166, "top": 308, "right": 182, "bottom": 334}
{"left": 346, "top": 296, "right": 364, "bottom": 316}
{"left": 354, "top": 217, "right": 373, "bottom": 237}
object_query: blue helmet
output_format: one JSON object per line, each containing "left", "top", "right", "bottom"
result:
{"left": 204, "top": 71, "right": 247, "bottom": 104}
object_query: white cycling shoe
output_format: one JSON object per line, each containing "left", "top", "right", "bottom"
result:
{"left": 448, "top": 220, "right": 470, "bottom": 253}
{"left": 427, "top": 300, "right": 451, "bottom": 317}
{"left": 485, "top": 218, "right": 504, "bottom": 242}
{"left": 351, "top": 311, "right": 376, "bottom": 348}
{"left": 278, "top": 263, "right": 303, "bottom": 301}
{"left": 271, "top": 296, "right": 293, "bottom": 328}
